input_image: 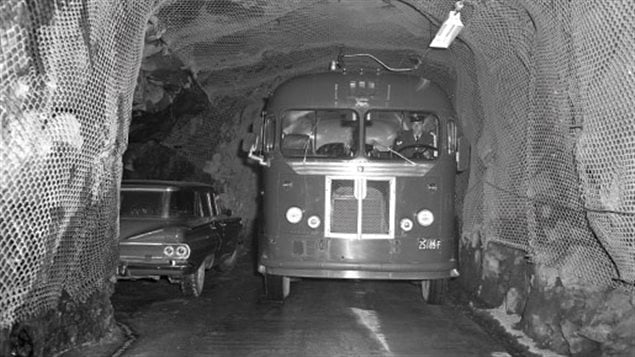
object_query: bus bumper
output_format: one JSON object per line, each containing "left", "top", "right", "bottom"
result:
{"left": 258, "top": 260, "right": 459, "bottom": 280}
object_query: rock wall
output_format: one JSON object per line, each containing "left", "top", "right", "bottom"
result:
{"left": 0, "top": 284, "right": 117, "bottom": 357}
{"left": 459, "top": 234, "right": 635, "bottom": 356}
{"left": 128, "top": 49, "right": 262, "bottom": 241}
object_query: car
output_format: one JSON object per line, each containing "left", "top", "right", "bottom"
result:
{"left": 117, "top": 179, "right": 242, "bottom": 297}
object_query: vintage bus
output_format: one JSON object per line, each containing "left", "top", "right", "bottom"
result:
{"left": 244, "top": 54, "right": 469, "bottom": 303}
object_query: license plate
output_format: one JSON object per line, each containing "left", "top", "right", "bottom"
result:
{"left": 418, "top": 238, "right": 441, "bottom": 250}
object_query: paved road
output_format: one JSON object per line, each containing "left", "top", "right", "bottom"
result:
{"left": 111, "top": 253, "right": 514, "bottom": 357}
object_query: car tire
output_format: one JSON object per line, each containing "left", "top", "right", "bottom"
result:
{"left": 181, "top": 263, "right": 205, "bottom": 297}
{"left": 218, "top": 248, "right": 238, "bottom": 272}
{"left": 421, "top": 279, "right": 447, "bottom": 305}
{"left": 264, "top": 274, "right": 290, "bottom": 301}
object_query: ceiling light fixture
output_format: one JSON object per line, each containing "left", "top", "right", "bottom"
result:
{"left": 429, "top": 1, "right": 465, "bottom": 49}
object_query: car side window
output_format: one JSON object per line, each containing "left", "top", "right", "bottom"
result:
{"left": 212, "top": 194, "right": 223, "bottom": 216}
{"left": 193, "top": 191, "right": 206, "bottom": 217}
{"left": 169, "top": 190, "right": 196, "bottom": 217}
{"left": 201, "top": 191, "right": 213, "bottom": 217}
{"left": 120, "top": 190, "right": 163, "bottom": 217}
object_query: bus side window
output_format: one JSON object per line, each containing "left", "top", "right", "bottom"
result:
{"left": 263, "top": 115, "right": 275, "bottom": 152}
{"left": 447, "top": 120, "right": 457, "bottom": 155}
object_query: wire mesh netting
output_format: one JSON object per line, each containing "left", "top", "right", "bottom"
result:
{"left": 0, "top": 0, "right": 153, "bottom": 328}
{"left": 1, "top": 0, "right": 633, "bottom": 329}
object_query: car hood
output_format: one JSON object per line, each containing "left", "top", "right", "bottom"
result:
{"left": 119, "top": 218, "right": 188, "bottom": 242}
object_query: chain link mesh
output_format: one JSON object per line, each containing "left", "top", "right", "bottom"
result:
{"left": 0, "top": 0, "right": 153, "bottom": 328}
{"left": 1, "top": 0, "right": 633, "bottom": 329}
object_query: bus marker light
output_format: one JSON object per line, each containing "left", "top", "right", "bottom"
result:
{"left": 400, "top": 218, "right": 413, "bottom": 231}
{"left": 307, "top": 215, "right": 321, "bottom": 229}
{"left": 286, "top": 206, "right": 303, "bottom": 224}
{"left": 417, "top": 210, "right": 434, "bottom": 226}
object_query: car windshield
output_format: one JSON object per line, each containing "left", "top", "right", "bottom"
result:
{"left": 364, "top": 111, "right": 439, "bottom": 161}
{"left": 120, "top": 190, "right": 165, "bottom": 217}
{"left": 280, "top": 109, "right": 358, "bottom": 159}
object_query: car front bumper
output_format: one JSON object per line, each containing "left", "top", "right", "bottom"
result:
{"left": 117, "top": 259, "right": 195, "bottom": 279}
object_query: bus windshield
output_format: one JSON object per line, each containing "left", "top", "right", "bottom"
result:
{"left": 281, "top": 110, "right": 358, "bottom": 159}
{"left": 364, "top": 111, "right": 439, "bottom": 161}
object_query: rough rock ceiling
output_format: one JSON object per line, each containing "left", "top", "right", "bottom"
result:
{"left": 154, "top": 0, "right": 438, "bottom": 73}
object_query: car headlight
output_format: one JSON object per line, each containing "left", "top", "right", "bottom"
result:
{"left": 163, "top": 244, "right": 190, "bottom": 259}
{"left": 286, "top": 206, "right": 303, "bottom": 224}
{"left": 416, "top": 209, "right": 434, "bottom": 226}
{"left": 307, "top": 215, "right": 321, "bottom": 229}
{"left": 175, "top": 245, "right": 190, "bottom": 259}
{"left": 163, "top": 245, "right": 175, "bottom": 257}
{"left": 400, "top": 218, "right": 413, "bottom": 231}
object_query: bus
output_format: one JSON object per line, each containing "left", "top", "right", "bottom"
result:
{"left": 244, "top": 54, "right": 469, "bottom": 303}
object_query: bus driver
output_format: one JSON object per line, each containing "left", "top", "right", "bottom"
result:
{"left": 393, "top": 113, "right": 437, "bottom": 159}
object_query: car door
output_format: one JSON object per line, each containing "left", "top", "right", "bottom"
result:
{"left": 179, "top": 189, "right": 219, "bottom": 266}
{"left": 205, "top": 190, "right": 242, "bottom": 257}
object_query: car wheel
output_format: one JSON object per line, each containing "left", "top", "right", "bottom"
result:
{"left": 218, "top": 248, "right": 238, "bottom": 272}
{"left": 421, "top": 279, "right": 447, "bottom": 305}
{"left": 264, "top": 274, "right": 290, "bottom": 301}
{"left": 181, "top": 263, "right": 205, "bottom": 297}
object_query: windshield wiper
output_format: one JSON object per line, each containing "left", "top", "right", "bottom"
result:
{"left": 370, "top": 141, "right": 416, "bottom": 166}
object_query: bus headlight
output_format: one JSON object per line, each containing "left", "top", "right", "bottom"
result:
{"left": 416, "top": 209, "right": 434, "bottom": 226}
{"left": 307, "top": 215, "right": 321, "bottom": 229}
{"left": 286, "top": 206, "right": 303, "bottom": 224}
{"left": 400, "top": 218, "right": 413, "bottom": 231}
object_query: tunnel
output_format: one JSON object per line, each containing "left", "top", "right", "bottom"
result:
{"left": 0, "top": 1, "right": 633, "bottom": 356}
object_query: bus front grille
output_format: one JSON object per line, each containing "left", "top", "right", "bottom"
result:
{"left": 327, "top": 178, "right": 393, "bottom": 238}
{"left": 362, "top": 190, "right": 388, "bottom": 234}
{"left": 332, "top": 195, "right": 357, "bottom": 233}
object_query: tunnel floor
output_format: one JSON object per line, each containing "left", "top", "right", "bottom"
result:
{"left": 60, "top": 249, "right": 536, "bottom": 357}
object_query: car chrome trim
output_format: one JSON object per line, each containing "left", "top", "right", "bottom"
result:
{"left": 120, "top": 242, "right": 166, "bottom": 246}
{"left": 127, "top": 228, "right": 167, "bottom": 240}
{"left": 120, "top": 187, "right": 169, "bottom": 192}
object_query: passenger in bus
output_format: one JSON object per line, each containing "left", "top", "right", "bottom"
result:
{"left": 316, "top": 126, "right": 355, "bottom": 158}
{"left": 393, "top": 113, "right": 437, "bottom": 159}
